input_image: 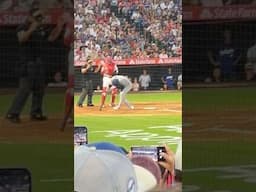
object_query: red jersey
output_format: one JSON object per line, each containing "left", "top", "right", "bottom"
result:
{"left": 101, "top": 57, "right": 117, "bottom": 76}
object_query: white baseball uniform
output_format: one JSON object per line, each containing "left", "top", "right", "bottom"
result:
{"left": 111, "top": 75, "right": 134, "bottom": 110}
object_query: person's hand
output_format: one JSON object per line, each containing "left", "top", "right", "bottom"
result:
{"left": 157, "top": 144, "right": 176, "bottom": 190}
{"left": 158, "top": 144, "right": 175, "bottom": 173}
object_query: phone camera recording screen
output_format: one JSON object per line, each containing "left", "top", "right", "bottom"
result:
{"left": 74, "top": 126, "right": 88, "bottom": 146}
{"left": 0, "top": 169, "right": 31, "bottom": 192}
{"left": 131, "top": 147, "right": 158, "bottom": 161}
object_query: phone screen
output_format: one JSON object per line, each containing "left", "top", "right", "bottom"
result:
{"left": 131, "top": 146, "right": 166, "bottom": 161}
{"left": 74, "top": 126, "right": 88, "bottom": 146}
{"left": 0, "top": 168, "right": 31, "bottom": 192}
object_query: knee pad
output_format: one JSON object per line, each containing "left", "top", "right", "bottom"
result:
{"left": 65, "top": 89, "right": 73, "bottom": 110}
{"left": 102, "top": 87, "right": 107, "bottom": 96}
{"left": 111, "top": 87, "right": 118, "bottom": 95}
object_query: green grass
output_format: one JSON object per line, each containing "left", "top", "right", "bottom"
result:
{"left": 184, "top": 166, "right": 256, "bottom": 192}
{"left": 0, "top": 93, "right": 65, "bottom": 116}
{"left": 0, "top": 92, "right": 72, "bottom": 192}
{"left": 184, "top": 87, "right": 256, "bottom": 110}
{"left": 75, "top": 115, "right": 181, "bottom": 152}
{"left": 184, "top": 142, "right": 256, "bottom": 192}
{"left": 183, "top": 87, "right": 256, "bottom": 191}
{"left": 0, "top": 144, "right": 73, "bottom": 192}
{"left": 183, "top": 141, "right": 256, "bottom": 168}
{"left": 75, "top": 92, "right": 182, "bottom": 152}
{"left": 75, "top": 91, "right": 181, "bottom": 105}
{"left": 0, "top": 91, "right": 181, "bottom": 191}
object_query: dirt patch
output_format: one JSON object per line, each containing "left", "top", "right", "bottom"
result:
{"left": 75, "top": 102, "right": 181, "bottom": 117}
{"left": 184, "top": 110, "right": 256, "bottom": 141}
{"left": 0, "top": 115, "right": 73, "bottom": 143}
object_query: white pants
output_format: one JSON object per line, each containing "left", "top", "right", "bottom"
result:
{"left": 116, "top": 83, "right": 133, "bottom": 108}
{"left": 103, "top": 76, "right": 112, "bottom": 90}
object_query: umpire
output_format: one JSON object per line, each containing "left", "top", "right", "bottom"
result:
{"left": 77, "top": 58, "right": 95, "bottom": 107}
{"left": 6, "top": 8, "right": 50, "bottom": 123}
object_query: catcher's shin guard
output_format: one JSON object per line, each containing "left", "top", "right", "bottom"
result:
{"left": 99, "top": 87, "right": 107, "bottom": 110}
{"left": 111, "top": 87, "right": 118, "bottom": 105}
{"left": 60, "top": 88, "right": 73, "bottom": 131}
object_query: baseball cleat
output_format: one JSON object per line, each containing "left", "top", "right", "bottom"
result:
{"left": 6, "top": 114, "right": 21, "bottom": 123}
{"left": 30, "top": 114, "right": 48, "bottom": 121}
{"left": 109, "top": 103, "right": 116, "bottom": 107}
{"left": 130, "top": 106, "right": 135, "bottom": 110}
{"left": 99, "top": 105, "right": 104, "bottom": 111}
{"left": 113, "top": 106, "right": 120, "bottom": 110}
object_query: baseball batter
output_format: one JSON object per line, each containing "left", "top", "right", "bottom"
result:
{"left": 111, "top": 75, "right": 134, "bottom": 110}
{"left": 99, "top": 56, "right": 118, "bottom": 110}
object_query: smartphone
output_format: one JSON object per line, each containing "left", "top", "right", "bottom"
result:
{"left": 0, "top": 168, "right": 31, "bottom": 192}
{"left": 74, "top": 126, "right": 88, "bottom": 146}
{"left": 131, "top": 146, "right": 166, "bottom": 161}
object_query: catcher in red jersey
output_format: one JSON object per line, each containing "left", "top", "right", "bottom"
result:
{"left": 49, "top": 8, "right": 74, "bottom": 130}
{"left": 99, "top": 55, "right": 118, "bottom": 111}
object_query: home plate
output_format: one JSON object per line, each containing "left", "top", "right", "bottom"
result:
{"left": 144, "top": 107, "right": 157, "bottom": 110}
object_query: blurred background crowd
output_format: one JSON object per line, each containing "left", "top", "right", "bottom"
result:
{"left": 74, "top": 0, "right": 182, "bottom": 60}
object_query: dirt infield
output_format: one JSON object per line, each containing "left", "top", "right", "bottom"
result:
{"left": 0, "top": 115, "right": 73, "bottom": 143}
{"left": 0, "top": 102, "right": 182, "bottom": 143}
{"left": 75, "top": 102, "right": 181, "bottom": 117}
{"left": 184, "top": 110, "right": 256, "bottom": 141}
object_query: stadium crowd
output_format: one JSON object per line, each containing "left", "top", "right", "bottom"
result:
{"left": 74, "top": 0, "right": 182, "bottom": 60}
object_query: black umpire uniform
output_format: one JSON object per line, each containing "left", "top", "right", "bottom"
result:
{"left": 6, "top": 9, "right": 49, "bottom": 122}
{"left": 77, "top": 59, "right": 95, "bottom": 107}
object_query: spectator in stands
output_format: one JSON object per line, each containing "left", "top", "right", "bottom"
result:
{"left": 161, "top": 68, "right": 175, "bottom": 90}
{"left": 159, "top": 49, "right": 169, "bottom": 58}
{"left": 139, "top": 69, "right": 151, "bottom": 90}
{"left": 207, "top": 51, "right": 221, "bottom": 83}
{"left": 207, "top": 30, "right": 241, "bottom": 82}
{"left": 74, "top": 0, "right": 182, "bottom": 61}
{"left": 48, "top": 71, "right": 67, "bottom": 87}
{"left": 177, "top": 74, "right": 182, "bottom": 90}
{"left": 132, "top": 77, "right": 140, "bottom": 92}
{"left": 245, "top": 42, "right": 256, "bottom": 81}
